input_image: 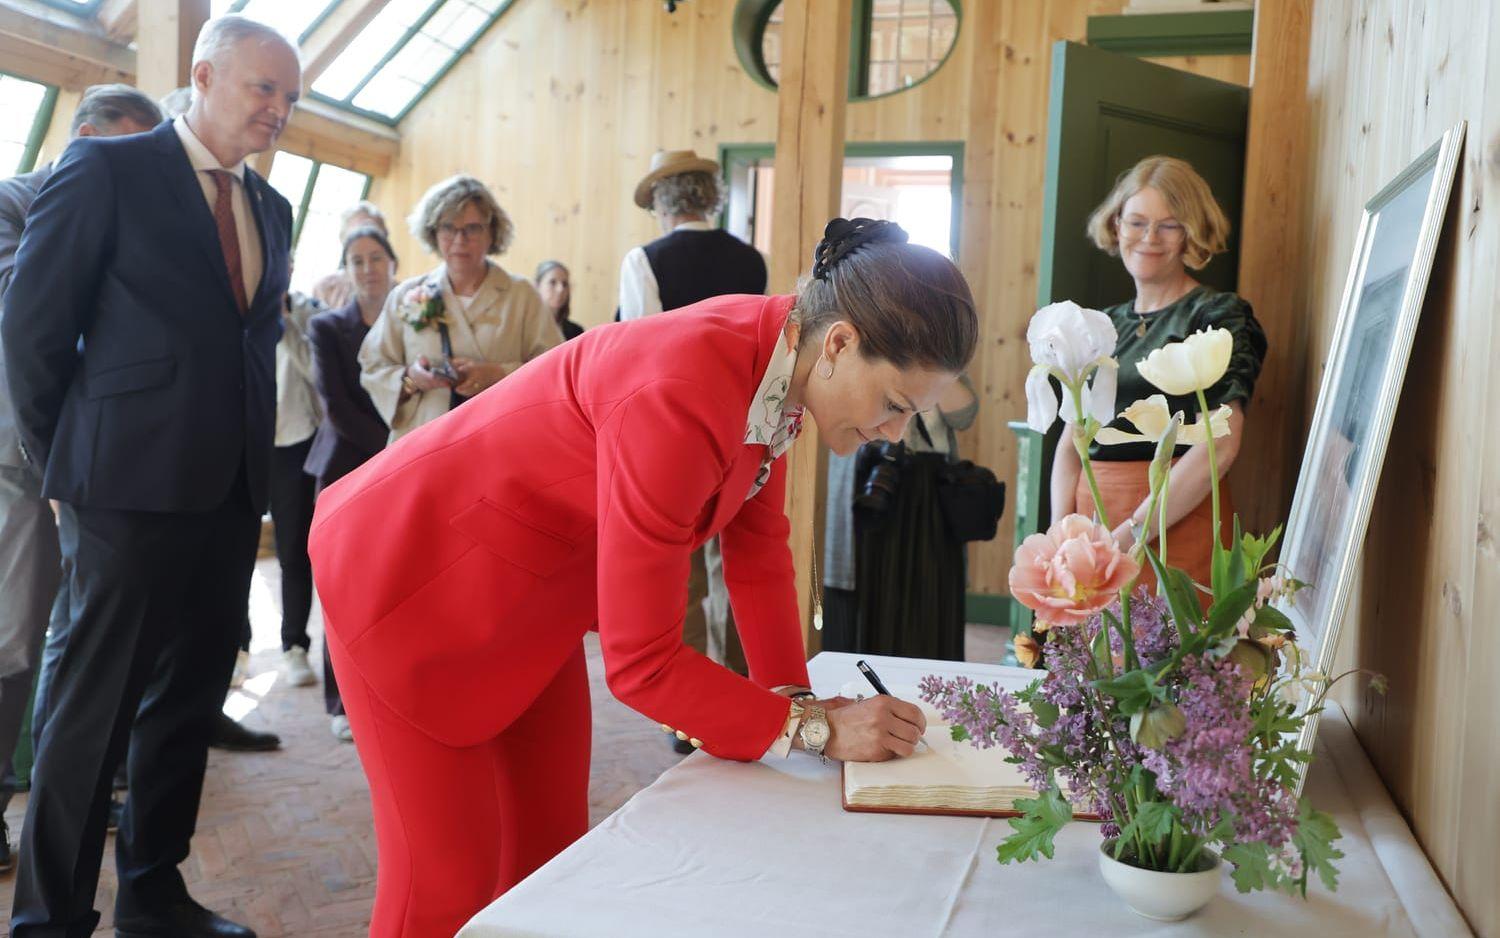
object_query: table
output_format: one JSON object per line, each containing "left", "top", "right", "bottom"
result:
{"left": 461, "top": 652, "right": 1470, "bottom": 937}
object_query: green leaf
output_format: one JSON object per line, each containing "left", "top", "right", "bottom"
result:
{"left": 1211, "top": 537, "right": 1231, "bottom": 599}
{"left": 1226, "top": 516, "right": 1247, "bottom": 588}
{"left": 949, "top": 724, "right": 970, "bottom": 742}
{"left": 1145, "top": 550, "right": 1205, "bottom": 635}
{"left": 1240, "top": 523, "right": 1281, "bottom": 576}
{"left": 1092, "top": 668, "right": 1160, "bottom": 715}
{"left": 996, "top": 786, "right": 1073, "bottom": 864}
{"left": 1294, "top": 803, "right": 1345, "bottom": 894}
{"left": 1250, "top": 605, "right": 1294, "bottom": 637}
{"left": 1223, "top": 841, "right": 1277, "bottom": 893}
{"left": 1204, "top": 578, "right": 1260, "bottom": 641}
{"left": 1030, "top": 697, "right": 1060, "bottom": 729}
{"left": 1117, "top": 799, "right": 1177, "bottom": 850}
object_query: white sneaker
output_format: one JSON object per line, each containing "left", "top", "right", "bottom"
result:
{"left": 330, "top": 715, "right": 354, "bottom": 742}
{"left": 229, "top": 649, "right": 250, "bottom": 688}
{"left": 281, "top": 647, "right": 317, "bottom": 687}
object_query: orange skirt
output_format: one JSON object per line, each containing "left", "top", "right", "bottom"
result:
{"left": 1074, "top": 460, "right": 1234, "bottom": 601}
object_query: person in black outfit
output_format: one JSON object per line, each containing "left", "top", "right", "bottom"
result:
{"left": 304, "top": 225, "right": 395, "bottom": 740}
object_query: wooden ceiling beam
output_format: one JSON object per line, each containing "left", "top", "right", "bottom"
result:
{"left": 0, "top": 0, "right": 133, "bottom": 89}
{"left": 299, "top": 0, "right": 390, "bottom": 86}
{"left": 94, "top": 0, "right": 136, "bottom": 42}
{"left": 277, "top": 96, "right": 399, "bottom": 177}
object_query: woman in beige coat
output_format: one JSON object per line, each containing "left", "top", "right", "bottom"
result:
{"left": 359, "top": 175, "right": 562, "bottom": 440}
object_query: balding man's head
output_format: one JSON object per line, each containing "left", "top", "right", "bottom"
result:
{"left": 187, "top": 15, "right": 302, "bottom": 164}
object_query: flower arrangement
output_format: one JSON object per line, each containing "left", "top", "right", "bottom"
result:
{"left": 399, "top": 278, "right": 447, "bottom": 332}
{"left": 921, "top": 301, "right": 1382, "bottom": 901}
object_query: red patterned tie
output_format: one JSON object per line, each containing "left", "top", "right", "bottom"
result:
{"left": 209, "top": 170, "right": 248, "bottom": 316}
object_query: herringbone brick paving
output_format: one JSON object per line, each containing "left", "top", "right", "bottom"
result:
{"left": 2, "top": 556, "right": 1006, "bottom": 935}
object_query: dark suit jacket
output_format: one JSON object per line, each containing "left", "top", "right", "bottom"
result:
{"left": 0, "top": 121, "right": 292, "bottom": 512}
{"left": 304, "top": 300, "right": 387, "bottom": 486}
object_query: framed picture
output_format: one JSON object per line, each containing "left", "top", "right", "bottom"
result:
{"left": 1276, "top": 121, "right": 1466, "bottom": 792}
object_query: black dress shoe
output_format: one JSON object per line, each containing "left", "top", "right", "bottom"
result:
{"left": 209, "top": 713, "right": 280, "bottom": 752}
{"left": 115, "top": 897, "right": 255, "bottom": 937}
{"left": 669, "top": 735, "right": 695, "bottom": 756}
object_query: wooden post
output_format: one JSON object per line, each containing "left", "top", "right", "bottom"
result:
{"left": 135, "top": 0, "right": 210, "bottom": 98}
{"left": 766, "top": 0, "right": 852, "bottom": 649}
{"left": 1233, "top": 0, "right": 1312, "bottom": 536}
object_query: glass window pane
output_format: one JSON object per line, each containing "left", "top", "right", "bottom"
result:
{"left": 0, "top": 75, "right": 50, "bottom": 175}
{"left": 290, "top": 164, "right": 368, "bottom": 293}
{"left": 265, "top": 151, "right": 315, "bottom": 219}
{"left": 235, "top": 0, "right": 342, "bottom": 42}
{"left": 350, "top": 70, "right": 423, "bottom": 118}
{"left": 312, "top": 0, "right": 435, "bottom": 100}
{"left": 428, "top": 2, "right": 489, "bottom": 48}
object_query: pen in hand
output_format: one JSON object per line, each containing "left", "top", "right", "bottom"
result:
{"left": 855, "top": 659, "right": 929, "bottom": 752}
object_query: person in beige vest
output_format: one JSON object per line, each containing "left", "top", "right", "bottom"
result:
{"left": 360, "top": 175, "right": 562, "bottom": 440}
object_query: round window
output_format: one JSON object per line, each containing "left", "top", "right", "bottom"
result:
{"left": 735, "top": 0, "right": 961, "bottom": 101}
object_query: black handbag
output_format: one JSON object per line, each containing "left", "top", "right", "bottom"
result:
{"left": 914, "top": 415, "right": 1007, "bottom": 543}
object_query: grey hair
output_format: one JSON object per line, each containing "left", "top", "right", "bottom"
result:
{"left": 339, "top": 200, "right": 387, "bottom": 236}
{"left": 192, "top": 15, "right": 297, "bottom": 71}
{"left": 407, "top": 174, "right": 514, "bottom": 256}
{"left": 649, "top": 171, "right": 724, "bottom": 218}
{"left": 158, "top": 86, "right": 192, "bottom": 120}
{"left": 70, "top": 84, "right": 162, "bottom": 136}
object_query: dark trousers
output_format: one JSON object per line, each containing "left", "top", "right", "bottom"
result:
{"left": 271, "top": 439, "right": 316, "bottom": 652}
{"left": 11, "top": 474, "right": 260, "bottom": 936}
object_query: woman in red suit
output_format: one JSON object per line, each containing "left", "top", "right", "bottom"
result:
{"left": 308, "top": 218, "right": 979, "bottom": 936}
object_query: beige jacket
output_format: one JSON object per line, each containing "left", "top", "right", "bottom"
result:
{"left": 359, "top": 261, "right": 563, "bottom": 440}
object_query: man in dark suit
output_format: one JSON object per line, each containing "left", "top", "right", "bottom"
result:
{"left": 1, "top": 16, "right": 300, "bottom": 937}
{"left": 0, "top": 83, "right": 162, "bottom": 875}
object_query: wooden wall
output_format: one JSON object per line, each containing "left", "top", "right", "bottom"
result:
{"left": 371, "top": 0, "right": 1249, "bottom": 597}
{"left": 1271, "top": 1, "right": 1498, "bottom": 933}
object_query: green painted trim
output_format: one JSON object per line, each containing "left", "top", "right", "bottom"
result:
{"left": 1035, "top": 40, "right": 1070, "bottom": 308}
{"left": 291, "top": 161, "right": 320, "bottom": 247}
{"left": 31, "top": 0, "right": 104, "bottom": 18}
{"left": 730, "top": 0, "right": 962, "bottom": 103}
{"left": 716, "top": 140, "right": 964, "bottom": 259}
{"left": 18, "top": 83, "right": 58, "bottom": 174}
{"left": 1086, "top": 10, "right": 1253, "bottom": 57}
{"left": 965, "top": 592, "right": 1010, "bottom": 627}
{"left": 298, "top": 0, "right": 344, "bottom": 44}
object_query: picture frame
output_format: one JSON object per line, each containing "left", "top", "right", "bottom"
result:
{"left": 1276, "top": 121, "right": 1466, "bottom": 794}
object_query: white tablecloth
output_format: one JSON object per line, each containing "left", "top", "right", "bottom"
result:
{"left": 461, "top": 652, "right": 1469, "bottom": 937}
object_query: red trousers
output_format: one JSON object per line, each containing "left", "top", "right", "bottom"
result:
{"left": 329, "top": 627, "right": 592, "bottom": 937}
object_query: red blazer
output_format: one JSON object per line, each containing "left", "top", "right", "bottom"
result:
{"left": 308, "top": 293, "right": 809, "bottom": 759}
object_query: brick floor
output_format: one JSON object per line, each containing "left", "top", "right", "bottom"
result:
{"left": 2, "top": 556, "right": 1008, "bottom": 935}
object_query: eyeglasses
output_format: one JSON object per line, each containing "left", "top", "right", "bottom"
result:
{"left": 1117, "top": 215, "right": 1185, "bottom": 243}
{"left": 437, "top": 222, "right": 488, "bottom": 241}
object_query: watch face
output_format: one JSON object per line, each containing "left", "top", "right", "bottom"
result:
{"left": 802, "top": 718, "right": 830, "bottom": 749}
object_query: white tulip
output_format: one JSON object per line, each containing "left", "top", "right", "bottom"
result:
{"left": 1094, "top": 395, "right": 1232, "bottom": 447}
{"left": 1136, "top": 328, "right": 1233, "bottom": 396}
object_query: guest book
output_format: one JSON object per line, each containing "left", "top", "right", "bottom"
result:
{"left": 840, "top": 703, "right": 1098, "bottom": 820}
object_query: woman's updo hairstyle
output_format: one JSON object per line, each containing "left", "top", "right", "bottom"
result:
{"left": 796, "top": 217, "right": 977, "bottom": 374}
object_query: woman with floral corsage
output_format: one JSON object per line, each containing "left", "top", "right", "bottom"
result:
{"left": 358, "top": 174, "right": 562, "bottom": 441}
{"left": 309, "top": 218, "right": 977, "bottom": 937}
{"left": 1046, "top": 155, "right": 1267, "bottom": 591}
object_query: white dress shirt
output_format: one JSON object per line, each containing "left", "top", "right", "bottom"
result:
{"left": 616, "top": 219, "right": 715, "bottom": 321}
{"left": 173, "top": 116, "right": 263, "bottom": 309}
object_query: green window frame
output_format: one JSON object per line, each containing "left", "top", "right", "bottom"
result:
{"left": 2, "top": 71, "right": 59, "bottom": 176}
{"left": 308, "top": 0, "right": 517, "bottom": 125}
{"left": 30, "top": 0, "right": 106, "bottom": 19}
{"left": 732, "top": 0, "right": 963, "bottom": 103}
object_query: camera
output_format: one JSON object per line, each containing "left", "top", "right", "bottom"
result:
{"left": 853, "top": 441, "right": 906, "bottom": 515}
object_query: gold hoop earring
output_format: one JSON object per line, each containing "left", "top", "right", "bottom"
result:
{"left": 816, "top": 356, "right": 834, "bottom": 380}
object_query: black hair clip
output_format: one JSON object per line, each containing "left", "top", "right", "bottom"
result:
{"left": 811, "top": 217, "right": 910, "bottom": 281}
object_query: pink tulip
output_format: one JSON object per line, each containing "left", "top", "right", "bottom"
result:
{"left": 1008, "top": 514, "right": 1140, "bottom": 628}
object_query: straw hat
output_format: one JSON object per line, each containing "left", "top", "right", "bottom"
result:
{"left": 633, "top": 149, "right": 721, "bottom": 209}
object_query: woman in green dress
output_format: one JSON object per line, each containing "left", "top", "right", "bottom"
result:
{"left": 1049, "top": 155, "right": 1267, "bottom": 591}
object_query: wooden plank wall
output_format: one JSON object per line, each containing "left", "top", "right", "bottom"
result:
{"left": 369, "top": 0, "right": 1249, "bottom": 597}
{"left": 1274, "top": 2, "right": 1498, "bottom": 933}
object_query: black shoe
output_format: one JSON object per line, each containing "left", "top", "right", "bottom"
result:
{"left": 115, "top": 897, "right": 255, "bottom": 937}
{"left": 209, "top": 713, "right": 280, "bottom": 753}
{"left": 107, "top": 793, "right": 124, "bottom": 832}
{"left": 669, "top": 735, "right": 695, "bottom": 756}
{"left": 0, "top": 818, "right": 13, "bottom": 874}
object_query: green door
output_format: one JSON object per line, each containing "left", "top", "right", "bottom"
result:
{"left": 1012, "top": 41, "right": 1250, "bottom": 639}
{"left": 1038, "top": 40, "right": 1250, "bottom": 309}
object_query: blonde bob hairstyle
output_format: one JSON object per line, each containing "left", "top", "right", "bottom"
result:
{"left": 407, "top": 174, "right": 514, "bottom": 256}
{"left": 1086, "top": 156, "right": 1229, "bottom": 270}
